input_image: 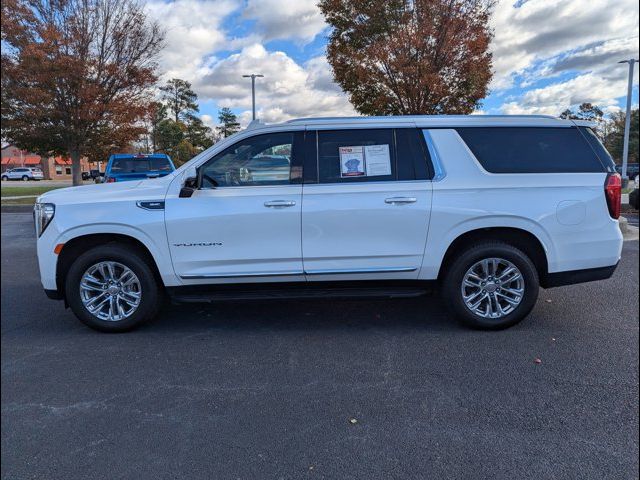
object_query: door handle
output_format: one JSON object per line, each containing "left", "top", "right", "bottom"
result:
{"left": 264, "top": 200, "right": 296, "bottom": 208}
{"left": 385, "top": 197, "right": 417, "bottom": 205}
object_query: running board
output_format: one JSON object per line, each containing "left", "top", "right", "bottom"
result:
{"left": 167, "top": 285, "right": 430, "bottom": 304}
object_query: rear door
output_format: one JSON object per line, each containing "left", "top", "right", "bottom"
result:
{"left": 301, "top": 127, "right": 433, "bottom": 280}
{"left": 165, "top": 130, "right": 305, "bottom": 282}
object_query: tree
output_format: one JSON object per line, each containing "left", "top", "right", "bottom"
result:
{"left": 184, "top": 114, "right": 214, "bottom": 150}
{"left": 160, "top": 78, "right": 199, "bottom": 123}
{"left": 1, "top": 0, "right": 164, "bottom": 185}
{"left": 318, "top": 0, "right": 493, "bottom": 115}
{"left": 559, "top": 103, "right": 604, "bottom": 121}
{"left": 217, "top": 108, "right": 240, "bottom": 138}
{"left": 604, "top": 109, "right": 639, "bottom": 164}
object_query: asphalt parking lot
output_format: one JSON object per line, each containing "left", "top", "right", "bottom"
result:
{"left": 2, "top": 211, "right": 638, "bottom": 480}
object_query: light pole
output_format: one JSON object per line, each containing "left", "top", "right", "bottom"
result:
{"left": 242, "top": 74, "right": 264, "bottom": 121}
{"left": 618, "top": 59, "right": 638, "bottom": 186}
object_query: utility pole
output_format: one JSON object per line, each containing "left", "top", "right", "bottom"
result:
{"left": 618, "top": 59, "right": 638, "bottom": 187}
{"left": 242, "top": 74, "right": 264, "bottom": 120}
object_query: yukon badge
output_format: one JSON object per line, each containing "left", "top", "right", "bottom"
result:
{"left": 173, "top": 242, "right": 223, "bottom": 247}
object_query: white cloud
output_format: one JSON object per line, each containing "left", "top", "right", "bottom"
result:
{"left": 196, "top": 45, "right": 355, "bottom": 124}
{"left": 243, "top": 0, "right": 326, "bottom": 43}
{"left": 146, "top": 0, "right": 241, "bottom": 81}
{"left": 490, "top": 0, "right": 639, "bottom": 91}
{"left": 500, "top": 72, "right": 630, "bottom": 114}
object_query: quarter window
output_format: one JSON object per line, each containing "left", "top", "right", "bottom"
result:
{"left": 456, "top": 127, "right": 606, "bottom": 173}
{"left": 200, "top": 132, "right": 297, "bottom": 188}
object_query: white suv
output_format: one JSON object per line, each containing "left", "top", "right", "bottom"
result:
{"left": 2, "top": 167, "right": 44, "bottom": 181}
{"left": 34, "top": 116, "right": 623, "bottom": 332}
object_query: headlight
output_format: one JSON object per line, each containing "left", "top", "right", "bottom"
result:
{"left": 34, "top": 202, "right": 55, "bottom": 237}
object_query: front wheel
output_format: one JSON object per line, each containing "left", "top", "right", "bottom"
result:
{"left": 442, "top": 243, "right": 539, "bottom": 330}
{"left": 65, "top": 244, "right": 162, "bottom": 332}
{"left": 1, "top": 176, "right": 7, "bottom": 181}
{"left": 22, "top": 175, "right": 29, "bottom": 181}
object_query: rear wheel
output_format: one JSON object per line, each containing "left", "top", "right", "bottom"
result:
{"left": 65, "top": 244, "right": 161, "bottom": 332}
{"left": 22, "top": 175, "right": 29, "bottom": 181}
{"left": 442, "top": 242, "right": 539, "bottom": 329}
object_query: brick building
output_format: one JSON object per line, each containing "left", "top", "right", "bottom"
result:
{"left": 1, "top": 144, "right": 95, "bottom": 180}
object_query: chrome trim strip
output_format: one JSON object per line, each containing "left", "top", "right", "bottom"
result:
{"left": 422, "top": 130, "right": 446, "bottom": 181}
{"left": 180, "top": 266, "right": 418, "bottom": 279}
{"left": 304, "top": 267, "right": 417, "bottom": 275}
{"left": 180, "top": 271, "right": 304, "bottom": 279}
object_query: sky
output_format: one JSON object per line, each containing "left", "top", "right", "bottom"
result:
{"left": 144, "top": 0, "right": 640, "bottom": 128}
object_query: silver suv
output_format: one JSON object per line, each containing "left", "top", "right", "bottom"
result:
{"left": 1, "top": 167, "right": 44, "bottom": 181}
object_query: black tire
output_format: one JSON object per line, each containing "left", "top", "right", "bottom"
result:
{"left": 22, "top": 175, "right": 29, "bottom": 181}
{"left": 1, "top": 176, "right": 7, "bottom": 181}
{"left": 442, "top": 242, "right": 539, "bottom": 330}
{"left": 65, "top": 244, "right": 162, "bottom": 332}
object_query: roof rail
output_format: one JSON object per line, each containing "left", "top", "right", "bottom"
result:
{"left": 284, "top": 114, "right": 559, "bottom": 124}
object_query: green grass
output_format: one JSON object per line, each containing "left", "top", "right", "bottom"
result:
{"left": 0, "top": 185, "right": 66, "bottom": 197}
{"left": 1, "top": 197, "right": 37, "bottom": 205}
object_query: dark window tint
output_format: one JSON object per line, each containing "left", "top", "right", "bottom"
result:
{"left": 456, "top": 127, "right": 606, "bottom": 173}
{"left": 200, "top": 132, "right": 295, "bottom": 187}
{"left": 396, "top": 128, "right": 431, "bottom": 180}
{"left": 578, "top": 127, "right": 616, "bottom": 172}
{"left": 318, "top": 129, "right": 395, "bottom": 183}
{"left": 149, "top": 158, "right": 173, "bottom": 171}
{"left": 111, "top": 157, "right": 172, "bottom": 173}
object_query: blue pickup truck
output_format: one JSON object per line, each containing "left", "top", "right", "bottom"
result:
{"left": 104, "top": 153, "right": 175, "bottom": 183}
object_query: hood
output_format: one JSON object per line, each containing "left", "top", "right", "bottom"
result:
{"left": 37, "top": 177, "right": 172, "bottom": 206}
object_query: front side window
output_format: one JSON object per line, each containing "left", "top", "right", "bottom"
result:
{"left": 200, "top": 132, "right": 296, "bottom": 188}
{"left": 317, "top": 129, "right": 396, "bottom": 183}
{"left": 456, "top": 127, "right": 606, "bottom": 173}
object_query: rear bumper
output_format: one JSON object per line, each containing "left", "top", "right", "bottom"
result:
{"left": 541, "top": 262, "right": 619, "bottom": 288}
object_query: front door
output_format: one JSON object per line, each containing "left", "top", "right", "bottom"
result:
{"left": 302, "top": 128, "right": 432, "bottom": 280}
{"left": 165, "top": 130, "right": 305, "bottom": 283}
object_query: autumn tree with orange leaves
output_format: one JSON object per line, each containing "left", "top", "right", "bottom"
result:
{"left": 318, "top": 0, "right": 494, "bottom": 115}
{"left": 1, "top": 0, "right": 164, "bottom": 185}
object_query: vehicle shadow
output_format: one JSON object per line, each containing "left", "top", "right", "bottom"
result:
{"left": 143, "top": 295, "right": 463, "bottom": 334}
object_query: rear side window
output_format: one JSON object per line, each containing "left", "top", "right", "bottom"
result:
{"left": 318, "top": 129, "right": 396, "bottom": 183}
{"left": 456, "top": 127, "right": 607, "bottom": 173}
{"left": 578, "top": 127, "right": 616, "bottom": 172}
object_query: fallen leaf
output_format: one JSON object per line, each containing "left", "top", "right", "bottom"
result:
{"left": 534, "top": 358, "right": 542, "bottom": 364}
{"left": 349, "top": 418, "right": 358, "bottom": 424}
{"left": 551, "top": 337, "right": 556, "bottom": 341}
{"left": 545, "top": 299, "right": 553, "bottom": 303}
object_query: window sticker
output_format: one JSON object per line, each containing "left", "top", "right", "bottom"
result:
{"left": 339, "top": 146, "right": 366, "bottom": 177}
{"left": 364, "top": 144, "right": 391, "bottom": 176}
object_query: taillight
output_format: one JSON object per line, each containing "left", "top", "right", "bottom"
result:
{"left": 604, "top": 173, "right": 621, "bottom": 219}
{"left": 107, "top": 177, "right": 116, "bottom": 183}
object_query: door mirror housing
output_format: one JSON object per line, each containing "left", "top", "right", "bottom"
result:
{"left": 179, "top": 176, "right": 197, "bottom": 198}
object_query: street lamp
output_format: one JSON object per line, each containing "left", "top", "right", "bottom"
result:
{"left": 618, "top": 59, "right": 638, "bottom": 186}
{"left": 242, "top": 74, "right": 264, "bottom": 121}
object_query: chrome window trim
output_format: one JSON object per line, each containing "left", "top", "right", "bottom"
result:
{"left": 422, "top": 130, "right": 446, "bottom": 181}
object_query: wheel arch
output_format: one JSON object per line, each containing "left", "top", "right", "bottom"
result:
{"left": 56, "top": 233, "right": 165, "bottom": 299}
{"left": 437, "top": 227, "right": 550, "bottom": 283}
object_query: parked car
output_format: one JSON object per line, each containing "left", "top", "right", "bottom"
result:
{"left": 2, "top": 167, "right": 44, "bottom": 181}
{"left": 35, "top": 115, "right": 623, "bottom": 332}
{"left": 615, "top": 162, "right": 639, "bottom": 180}
{"left": 103, "top": 153, "right": 175, "bottom": 183}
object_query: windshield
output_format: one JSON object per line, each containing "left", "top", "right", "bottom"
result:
{"left": 110, "top": 157, "right": 172, "bottom": 173}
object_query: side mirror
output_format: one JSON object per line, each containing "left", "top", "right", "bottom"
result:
{"left": 179, "top": 176, "right": 197, "bottom": 198}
